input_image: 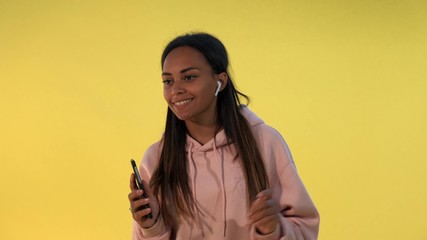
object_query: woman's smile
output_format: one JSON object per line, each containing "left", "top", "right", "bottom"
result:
{"left": 174, "top": 98, "right": 193, "bottom": 107}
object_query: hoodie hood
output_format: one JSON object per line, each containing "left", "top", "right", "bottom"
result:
{"left": 185, "top": 105, "right": 264, "bottom": 152}
{"left": 240, "top": 105, "right": 265, "bottom": 127}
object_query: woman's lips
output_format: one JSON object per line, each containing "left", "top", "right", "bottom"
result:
{"left": 174, "top": 98, "right": 193, "bottom": 106}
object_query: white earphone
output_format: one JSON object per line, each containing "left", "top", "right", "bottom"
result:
{"left": 214, "top": 81, "right": 222, "bottom": 96}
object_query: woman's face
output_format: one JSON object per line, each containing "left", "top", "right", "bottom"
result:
{"left": 162, "top": 46, "right": 222, "bottom": 125}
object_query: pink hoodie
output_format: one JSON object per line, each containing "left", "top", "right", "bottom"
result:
{"left": 133, "top": 107, "right": 320, "bottom": 239}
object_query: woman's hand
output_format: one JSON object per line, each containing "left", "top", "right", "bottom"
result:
{"left": 248, "top": 189, "right": 280, "bottom": 235}
{"left": 128, "top": 173, "right": 160, "bottom": 229}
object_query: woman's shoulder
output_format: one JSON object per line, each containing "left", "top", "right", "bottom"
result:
{"left": 249, "top": 118, "right": 288, "bottom": 148}
{"left": 240, "top": 106, "right": 286, "bottom": 144}
{"left": 253, "top": 122, "right": 283, "bottom": 139}
{"left": 141, "top": 139, "right": 163, "bottom": 173}
{"left": 246, "top": 113, "right": 295, "bottom": 172}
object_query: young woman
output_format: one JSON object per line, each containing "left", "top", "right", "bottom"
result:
{"left": 128, "top": 33, "right": 320, "bottom": 239}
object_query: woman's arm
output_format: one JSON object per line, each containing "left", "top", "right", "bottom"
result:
{"left": 251, "top": 126, "right": 320, "bottom": 240}
{"left": 129, "top": 170, "right": 171, "bottom": 240}
{"left": 129, "top": 145, "right": 173, "bottom": 240}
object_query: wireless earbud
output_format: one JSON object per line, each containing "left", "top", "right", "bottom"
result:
{"left": 214, "top": 81, "right": 222, "bottom": 96}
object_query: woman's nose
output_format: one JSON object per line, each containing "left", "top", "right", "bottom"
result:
{"left": 171, "top": 81, "right": 185, "bottom": 95}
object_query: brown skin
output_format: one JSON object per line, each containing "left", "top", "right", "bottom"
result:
{"left": 128, "top": 173, "right": 160, "bottom": 228}
{"left": 162, "top": 46, "right": 228, "bottom": 144}
{"left": 248, "top": 189, "right": 281, "bottom": 235}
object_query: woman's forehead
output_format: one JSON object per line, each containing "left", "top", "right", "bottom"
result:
{"left": 163, "top": 46, "right": 210, "bottom": 71}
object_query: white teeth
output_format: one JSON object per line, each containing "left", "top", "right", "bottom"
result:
{"left": 175, "top": 99, "right": 192, "bottom": 106}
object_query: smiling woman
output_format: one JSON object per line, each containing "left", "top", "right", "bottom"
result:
{"left": 127, "top": 32, "right": 320, "bottom": 240}
{"left": 1, "top": 0, "right": 426, "bottom": 239}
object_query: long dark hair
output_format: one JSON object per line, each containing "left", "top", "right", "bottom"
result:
{"left": 150, "top": 32, "right": 269, "bottom": 227}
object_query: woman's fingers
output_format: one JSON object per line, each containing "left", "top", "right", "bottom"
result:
{"left": 131, "top": 198, "right": 152, "bottom": 222}
{"left": 128, "top": 171, "right": 160, "bottom": 229}
{"left": 248, "top": 189, "right": 280, "bottom": 234}
{"left": 255, "top": 214, "right": 279, "bottom": 227}
{"left": 133, "top": 206, "right": 153, "bottom": 220}
{"left": 128, "top": 174, "right": 143, "bottom": 202}
{"left": 249, "top": 199, "right": 278, "bottom": 224}
{"left": 256, "top": 189, "right": 273, "bottom": 199}
{"left": 128, "top": 187, "right": 154, "bottom": 225}
{"left": 130, "top": 195, "right": 150, "bottom": 211}
{"left": 249, "top": 190, "right": 274, "bottom": 219}
{"left": 253, "top": 214, "right": 280, "bottom": 235}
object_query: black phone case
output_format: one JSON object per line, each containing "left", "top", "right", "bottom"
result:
{"left": 131, "top": 159, "right": 153, "bottom": 219}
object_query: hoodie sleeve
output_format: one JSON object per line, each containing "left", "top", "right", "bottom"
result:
{"left": 132, "top": 215, "right": 170, "bottom": 240}
{"left": 132, "top": 142, "right": 172, "bottom": 240}
{"left": 252, "top": 125, "right": 320, "bottom": 240}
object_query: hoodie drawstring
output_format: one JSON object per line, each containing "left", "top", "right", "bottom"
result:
{"left": 188, "top": 141, "right": 206, "bottom": 238}
{"left": 187, "top": 138, "right": 227, "bottom": 238}
{"left": 213, "top": 142, "right": 227, "bottom": 237}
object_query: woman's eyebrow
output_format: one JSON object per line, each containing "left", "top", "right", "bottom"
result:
{"left": 180, "top": 67, "right": 200, "bottom": 73}
{"left": 162, "top": 67, "right": 200, "bottom": 76}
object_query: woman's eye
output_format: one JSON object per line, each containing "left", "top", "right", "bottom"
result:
{"left": 162, "top": 79, "right": 172, "bottom": 85}
{"left": 184, "top": 75, "right": 196, "bottom": 80}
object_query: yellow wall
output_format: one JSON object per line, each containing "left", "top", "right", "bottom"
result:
{"left": 1, "top": 1, "right": 426, "bottom": 239}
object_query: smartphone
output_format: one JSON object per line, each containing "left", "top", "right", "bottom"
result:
{"left": 130, "top": 159, "right": 153, "bottom": 219}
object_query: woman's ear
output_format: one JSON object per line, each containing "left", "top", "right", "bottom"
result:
{"left": 218, "top": 72, "right": 228, "bottom": 90}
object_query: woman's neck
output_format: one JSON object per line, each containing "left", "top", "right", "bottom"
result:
{"left": 185, "top": 120, "right": 218, "bottom": 145}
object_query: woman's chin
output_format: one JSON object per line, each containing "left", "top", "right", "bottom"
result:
{"left": 172, "top": 111, "right": 190, "bottom": 121}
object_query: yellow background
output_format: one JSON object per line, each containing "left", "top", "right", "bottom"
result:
{"left": 1, "top": 0, "right": 426, "bottom": 239}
